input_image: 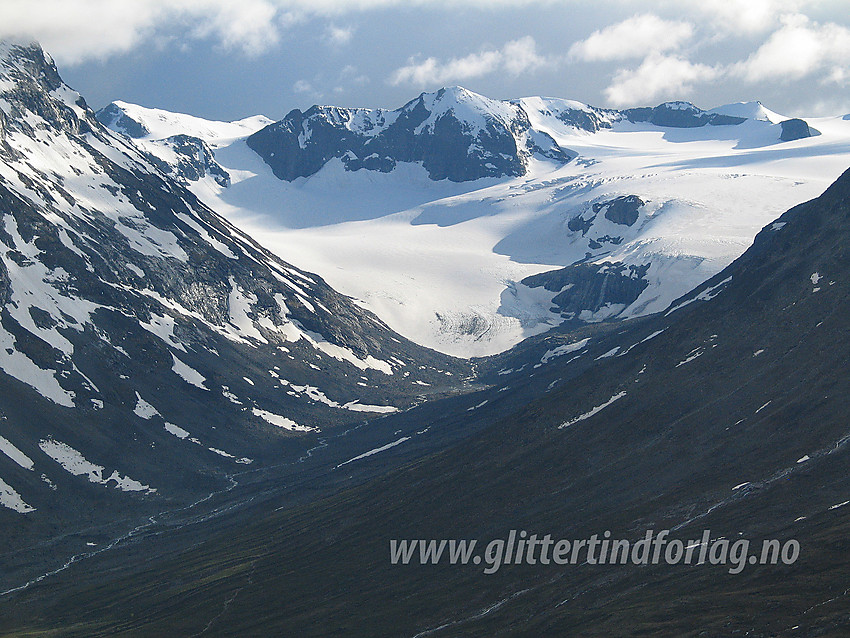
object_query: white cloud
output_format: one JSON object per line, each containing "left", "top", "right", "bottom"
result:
{"left": 325, "top": 24, "right": 355, "bottom": 46}
{"left": 189, "top": 0, "right": 282, "bottom": 56}
{"left": 0, "top": 0, "right": 294, "bottom": 63}
{"left": 265, "top": 0, "right": 568, "bottom": 11}
{"left": 340, "top": 64, "right": 370, "bottom": 85}
{"left": 293, "top": 79, "right": 316, "bottom": 93}
{"left": 604, "top": 53, "right": 721, "bottom": 106}
{"left": 0, "top": 0, "right": 574, "bottom": 64}
{"left": 0, "top": 0, "right": 161, "bottom": 64}
{"left": 689, "top": 0, "right": 808, "bottom": 35}
{"left": 824, "top": 67, "right": 849, "bottom": 87}
{"left": 733, "top": 13, "right": 850, "bottom": 83}
{"left": 569, "top": 14, "right": 693, "bottom": 61}
{"left": 389, "top": 36, "right": 555, "bottom": 86}
{"left": 502, "top": 36, "right": 549, "bottom": 75}
{"left": 390, "top": 51, "right": 501, "bottom": 86}
{"left": 292, "top": 65, "right": 369, "bottom": 102}
{"left": 797, "top": 96, "right": 850, "bottom": 117}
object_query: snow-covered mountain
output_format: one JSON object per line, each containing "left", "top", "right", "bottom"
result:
{"left": 100, "top": 88, "right": 850, "bottom": 357}
{"left": 96, "top": 101, "right": 273, "bottom": 189}
{"left": 245, "top": 86, "right": 572, "bottom": 182}
{"left": 97, "top": 100, "right": 273, "bottom": 143}
{"left": 0, "top": 42, "right": 461, "bottom": 533}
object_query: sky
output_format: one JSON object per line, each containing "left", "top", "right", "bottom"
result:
{"left": 2, "top": 0, "right": 850, "bottom": 122}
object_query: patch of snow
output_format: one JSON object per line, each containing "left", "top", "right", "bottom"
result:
{"left": 558, "top": 391, "right": 626, "bottom": 429}
{"left": 708, "top": 101, "right": 785, "bottom": 123}
{"left": 133, "top": 393, "right": 159, "bottom": 419}
{"left": 171, "top": 354, "right": 208, "bottom": 390}
{"left": 0, "top": 476, "right": 35, "bottom": 513}
{"left": 0, "top": 326, "right": 75, "bottom": 407}
{"left": 596, "top": 347, "right": 620, "bottom": 360}
{"left": 104, "top": 101, "right": 273, "bottom": 146}
{"left": 0, "top": 435, "right": 34, "bottom": 470}
{"left": 341, "top": 401, "right": 398, "bottom": 414}
{"left": 619, "top": 329, "right": 666, "bottom": 357}
{"left": 164, "top": 422, "right": 190, "bottom": 440}
{"left": 666, "top": 277, "right": 733, "bottom": 317}
{"left": 336, "top": 436, "right": 411, "bottom": 467}
{"left": 125, "top": 263, "right": 144, "bottom": 277}
{"left": 252, "top": 407, "right": 317, "bottom": 432}
{"left": 676, "top": 349, "right": 703, "bottom": 367}
{"left": 540, "top": 338, "right": 589, "bottom": 364}
{"left": 221, "top": 387, "right": 243, "bottom": 404}
{"left": 39, "top": 438, "right": 154, "bottom": 493}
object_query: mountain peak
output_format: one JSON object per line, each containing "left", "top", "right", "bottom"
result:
{"left": 0, "top": 40, "right": 63, "bottom": 92}
{"left": 96, "top": 101, "right": 272, "bottom": 145}
{"left": 0, "top": 38, "right": 44, "bottom": 60}
{"left": 0, "top": 39, "right": 95, "bottom": 138}
{"left": 656, "top": 100, "right": 700, "bottom": 110}
{"left": 435, "top": 85, "right": 474, "bottom": 97}
{"left": 708, "top": 100, "right": 785, "bottom": 124}
{"left": 412, "top": 85, "right": 514, "bottom": 121}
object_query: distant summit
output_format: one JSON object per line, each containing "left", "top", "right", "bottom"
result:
{"left": 623, "top": 101, "right": 747, "bottom": 127}
{"left": 246, "top": 85, "right": 573, "bottom": 182}
{"left": 240, "top": 91, "right": 803, "bottom": 183}
{"left": 709, "top": 100, "right": 786, "bottom": 123}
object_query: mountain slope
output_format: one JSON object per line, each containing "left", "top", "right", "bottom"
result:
{"left": 9, "top": 166, "right": 850, "bottom": 635}
{"left": 0, "top": 41, "right": 465, "bottom": 570}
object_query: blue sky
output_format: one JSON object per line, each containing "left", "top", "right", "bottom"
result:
{"left": 3, "top": 0, "right": 850, "bottom": 121}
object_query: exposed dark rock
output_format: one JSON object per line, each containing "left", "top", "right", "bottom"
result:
{"left": 625, "top": 101, "right": 746, "bottom": 128}
{"left": 0, "top": 42, "right": 95, "bottom": 140}
{"left": 587, "top": 234, "right": 623, "bottom": 249}
{"left": 554, "top": 107, "right": 615, "bottom": 132}
{"left": 567, "top": 213, "right": 595, "bottom": 235}
{"left": 523, "top": 261, "right": 650, "bottom": 318}
{"left": 95, "top": 102, "right": 149, "bottom": 138}
{"left": 596, "top": 194, "right": 644, "bottom": 226}
{"left": 158, "top": 134, "right": 230, "bottom": 186}
{"left": 780, "top": 118, "right": 813, "bottom": 142}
